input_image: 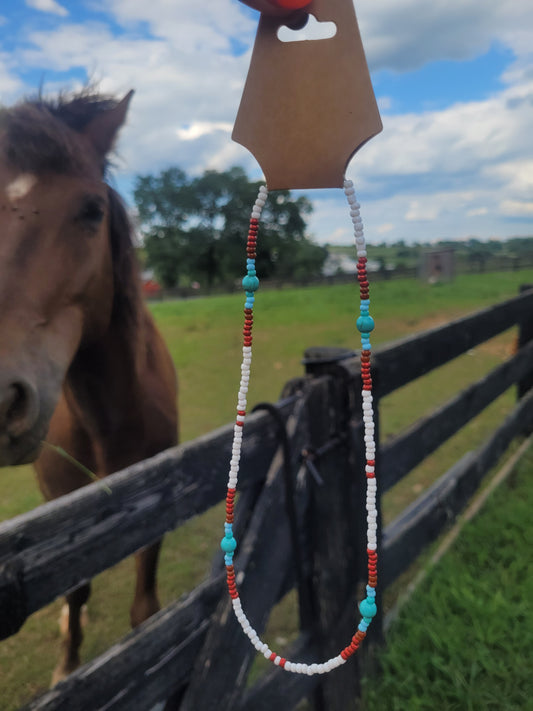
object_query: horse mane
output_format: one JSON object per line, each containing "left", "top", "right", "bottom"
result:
{"left": 107, "top": 186, "right": 143, "bottom": 341}
{"left": 0, "top": 90, "right": 144, "bottom": 345}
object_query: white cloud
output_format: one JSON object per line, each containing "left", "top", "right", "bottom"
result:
{"left": 26, "top": 0, "right": 69, "bottom": 17}
{"left": 500, "top": 200, "right": 533, "bottom": 217}
{"left": 467, "top": 208, "right": 488, "bottom": 217}
{"left": 177, "top": 122, "right": 233, "bottom": 141}
{"left": 405, "top": 200, "right": 440, "bottom": 222}
{"left": 377, "top": 96, "right": 393, "bottom": 113}
{"left": 356, "top": 0, "right": 533, "bottom": 72}
{"left": 0, "top": 55, "right": 24, "bottom": 102}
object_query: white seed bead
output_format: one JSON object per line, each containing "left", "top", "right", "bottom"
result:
{"left": 226, "top": 184, "right": 380, "bottom": 677}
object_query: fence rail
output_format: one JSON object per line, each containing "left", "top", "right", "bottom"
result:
{"left": 1, "top": 286, "right": 532, "bottom": 711}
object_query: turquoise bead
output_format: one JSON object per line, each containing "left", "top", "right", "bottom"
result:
{"left": 356, "top": 315, "right": 375, "bottom": 333}
{"left": 359, "top": 598, "right": 377, "bottom": 618}
{"left": 242, "top": 275, "right": 260, "bottom": 292}
{"left": 220, "top": 536, "right": 237, "bottom": 553}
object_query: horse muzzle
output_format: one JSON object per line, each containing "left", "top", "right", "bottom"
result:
{"left": 0, "top": 375, "right": 47, "bottom": 466}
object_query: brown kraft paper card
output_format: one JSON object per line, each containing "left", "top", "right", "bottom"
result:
{"left": 233, "top": 0, "right": 382, "bottom": 191}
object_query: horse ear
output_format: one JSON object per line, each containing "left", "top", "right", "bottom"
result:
{"left": 84, "top": 90, "right": 134, "bottom": 158}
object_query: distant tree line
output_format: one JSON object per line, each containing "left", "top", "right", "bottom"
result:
{"left": 133, "top": 166, "right": 327, "bottom": 289}
{"left": 348, "top": 237, "right": 533, "bottom": 273}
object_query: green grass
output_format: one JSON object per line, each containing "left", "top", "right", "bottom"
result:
{"left": 1, "top": 269, "right": 532, "bottom": 708}
{"left": 361, "top": 442, "right": 533, "bottom": 711}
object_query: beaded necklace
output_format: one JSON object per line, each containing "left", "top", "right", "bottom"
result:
{"left": 221, "top": 178, "right": 378, "bottom": 675}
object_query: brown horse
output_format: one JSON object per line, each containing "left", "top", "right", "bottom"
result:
{"left": 0, "top": 91, "right": 178, "bottom": 683}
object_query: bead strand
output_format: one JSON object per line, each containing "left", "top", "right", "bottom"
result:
{"left": 221, "top": 181, "right": 378, "bottom": 674}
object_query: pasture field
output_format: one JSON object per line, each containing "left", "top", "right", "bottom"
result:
{"left": 1, "top": 269, "right": 532, "bottom": 708}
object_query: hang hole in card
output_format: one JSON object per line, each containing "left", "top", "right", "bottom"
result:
{"left": 277, "top": 14, "right": 337, "bottom": 43}
{"left": 233, "top": 0, "right": 382, "bottom": 191}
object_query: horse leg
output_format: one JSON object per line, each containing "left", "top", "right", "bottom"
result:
{"left": 52, "top": 582, "right": 91, "bottom": 686}
{"left": 130, "top": 540, "right": 162, "bottom": 628}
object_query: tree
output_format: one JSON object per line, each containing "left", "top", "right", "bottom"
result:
{"left": 133, "top": 166, "right": 324, "bottom": 289}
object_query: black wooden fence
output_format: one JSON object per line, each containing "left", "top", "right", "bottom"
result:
{"left": 1, "top": 286, "right": 532, "bottom": 711}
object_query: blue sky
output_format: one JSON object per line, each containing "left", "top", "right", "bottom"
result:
{"left": 1, "top": 0, "right": 532, "bottom": 245}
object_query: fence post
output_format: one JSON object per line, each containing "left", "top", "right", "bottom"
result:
{"left": 303, "top": 346, "right": 369, "bottom": 711}
{"left": 518, "top": 285, "right": 533, "bottom": 402}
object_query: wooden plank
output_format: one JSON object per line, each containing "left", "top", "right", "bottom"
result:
{"left": 303, "top": 370, "right": 363, "bottom": 709}
{"left": 380, "top": 339, "right": 533, "bottom": 491}
{"left": 518, "top": 285, "right": 533, "bottom": 400}
{"left": 21, "top": 575, "right": 224, "bottom": 711}
{"left": 381, "top": 388, "right": 533, "bottom": 587}
{"left": 0, "top": 398, "right": 297, "bottom": 636}
{"left": 238, "top": 633, "right": 320, "bottom": 711}
{"left": 373, "top": 289, "right": 533, "bottom": 397}
{"left": 383, "top": 434, "right": 533, "bottom": 633}
{"left": 179, "top": 396, "right": 311, "bottom": 710}
{"left": 239, "top": 571, "right": 378, "bottom": 711}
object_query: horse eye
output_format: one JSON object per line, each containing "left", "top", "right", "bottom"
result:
{"left": 77, "top": 197, "right": 106, "bottom": 231}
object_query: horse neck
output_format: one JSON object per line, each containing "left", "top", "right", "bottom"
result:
{"left": 64, "top": 304, "right": 149, "bottom": 460}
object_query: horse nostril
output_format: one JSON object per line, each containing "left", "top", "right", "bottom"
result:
{"left": 0, "top": 380, "right": 39, "bottom": 438}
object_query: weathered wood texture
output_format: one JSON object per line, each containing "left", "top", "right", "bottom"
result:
{"left": 373, "top": 288, "right": 533, "bottom": 397}
{"left": 21, "top": 575, "right": 223, "bottom": 711}
{"left": 179, "top": 397, "right": 311, "bottom": 710}
{"left": 380, "top": 338, "right": 533, "bottom": 492}
{"left": 518, "top": 285, "right": 533, "bottom": 401}
{"left": 303, "top": 361, "right": 362, "bottom": 710}
{"left": 238, "top": 633, "right": 320, "bottom": 711}
{"left": 0, "top": 397, "right": 297, "bottom": 638}
{"left": 382, "top": 387, "right": 533, "bottom": 587}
